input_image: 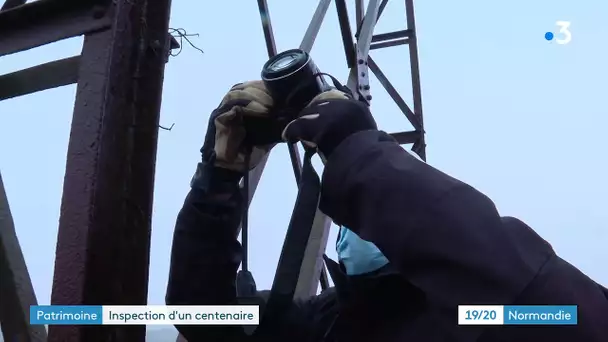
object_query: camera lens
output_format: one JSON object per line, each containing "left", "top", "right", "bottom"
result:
{"left": 262, "top": 49, "right": 328, "bottom": 111}
{"left": 262, "top": 49, "right": 309, "bottom": 80}
{"left": 267, "top": 53, "right": 299, "bottom": 72}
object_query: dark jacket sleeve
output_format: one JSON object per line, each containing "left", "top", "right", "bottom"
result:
{"left": 320, "top": 131, "right": 608, "bottom": 341}
{"left": 166, "top": 164, "right": 337, "bottom": 342}
{"left": 318, "top": 130, "right": 608, "bottom": 339}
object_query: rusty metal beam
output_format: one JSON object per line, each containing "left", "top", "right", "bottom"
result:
{"left": 0, "top": 56, "right": 81, "bottom": 101}
{"left": 48, "top": 0, "right": 173, "bottom": 341}
{"left": 0, "top": 0, "right": 112, "bottom": 57}
{"left": 0, "top": 171, "right": 47, "bottom": 342}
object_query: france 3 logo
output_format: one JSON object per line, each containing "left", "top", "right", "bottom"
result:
{"left": 544, "top": 21, "right": 571, "bottom": 45}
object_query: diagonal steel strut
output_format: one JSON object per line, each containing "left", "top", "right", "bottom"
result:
{"left": 0, "top": 171, "right": 47, "bottom": 342}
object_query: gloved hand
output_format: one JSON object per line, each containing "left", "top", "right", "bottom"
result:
{"left": 201, "top": 81, "right": 278, "bottom": 173}
{"left": 281, "top": 89, "right": 377, "bottom": 158}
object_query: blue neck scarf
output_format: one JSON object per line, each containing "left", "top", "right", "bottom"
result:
{"left": 336, "top": 226, "right": 389, "bottom": 276}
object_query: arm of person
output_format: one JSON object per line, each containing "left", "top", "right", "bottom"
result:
{"left": 318, "top": 130, "right": 556, "bottom": 310}
{"left": 166, "top": 163, "right": 337, "bottom": 342}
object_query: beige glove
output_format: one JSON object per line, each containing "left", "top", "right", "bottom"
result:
{"left": 211, "top": 81, "right": 276, "bottom": 172}
{"left": 304, "top": 89, "right": 351, "bottom": 104}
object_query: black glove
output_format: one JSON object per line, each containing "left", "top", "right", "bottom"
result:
{"left": 281, "top": 90, "right": 377, "bottom": 158}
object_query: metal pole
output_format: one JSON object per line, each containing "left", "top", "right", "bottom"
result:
{"left": 48, "top": 0, "right": 172, "bottom": 341}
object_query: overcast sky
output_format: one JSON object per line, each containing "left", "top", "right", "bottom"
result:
{"left": 1, "top": 0, "right": 606, "bottom": 339}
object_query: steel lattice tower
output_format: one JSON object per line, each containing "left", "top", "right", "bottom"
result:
{"left": 0, "top": 1, "right": 424, "bottom": 341}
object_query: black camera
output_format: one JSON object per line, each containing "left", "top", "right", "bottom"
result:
{"left": 261, "top": 49, "right": 331, "bottom": 114}
{"left": 245, "top": 49, "right": 346, "bottom": 146}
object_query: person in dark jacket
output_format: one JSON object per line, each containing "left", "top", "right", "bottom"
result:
{"left": 166, "top": 81, "right": 608, "bottom": 342}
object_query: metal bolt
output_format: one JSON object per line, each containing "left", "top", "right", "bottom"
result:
{"left": 366, "top": 95, "right": 372, "bottom": 101}
{"left": 358, "top": 59, "right": 364, "bottom": 64}
{"left": 363, "top": 85, "right": 370, "bottom": 90}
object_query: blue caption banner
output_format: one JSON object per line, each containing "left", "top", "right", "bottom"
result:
{"left": 30, "top": 305, "right": 103, "bottom": 325}
{"left": 503, "top": 305, "right": 577, "bottom": 325}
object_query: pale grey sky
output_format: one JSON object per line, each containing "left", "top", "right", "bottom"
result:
{"left": 1, "top": 0, "right": 607, "bottom": 339}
